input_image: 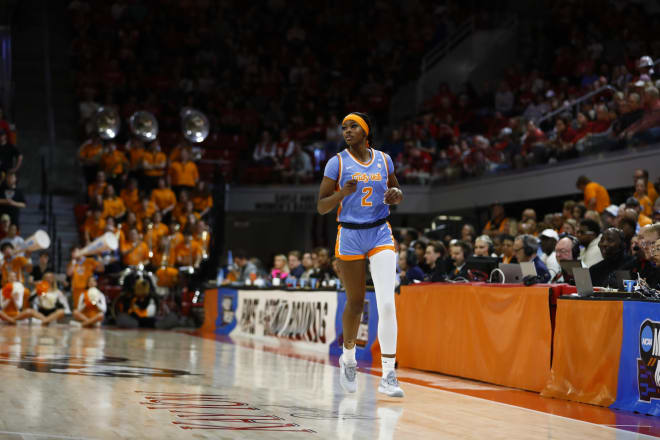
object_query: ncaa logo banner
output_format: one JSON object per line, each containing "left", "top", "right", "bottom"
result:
{"left": 612, "top": 303, "right": 660, "bottom": 416}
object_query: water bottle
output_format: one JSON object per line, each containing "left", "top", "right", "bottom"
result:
{"left": 227, "top": 249, "right": 233, "bottom": 267}
{"left": 216, "top": 267, "right": 224, "bottom": 286}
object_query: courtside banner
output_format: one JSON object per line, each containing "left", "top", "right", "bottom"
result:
{"left": 330, "top": 290, "right": 380, "bottom": 362}
{"left": 232, "top": 290, "right": 338, "bottom": 352}
{"left": 612, "top": 301, "right": 660, "bottom": 415}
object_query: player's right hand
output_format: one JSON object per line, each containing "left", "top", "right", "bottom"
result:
{"left": 341, "top": 179, "right": 358, "bottom": 196}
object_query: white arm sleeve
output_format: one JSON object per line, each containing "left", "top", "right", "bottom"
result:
{"left": 146, "top": 298, "right": 156, "bottom": 318}
{"left": 76, "top": 292, "right": 86, "bottom": 312}
{"left": 97, "top": 294, "right": 107, "bottom": 314}
{"left": 56, "top": 290, "right": 71, "bottom": 314}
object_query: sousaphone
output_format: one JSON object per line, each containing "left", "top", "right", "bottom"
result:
{"left": 129, "top": 111, "right": 159, "bottom": 142}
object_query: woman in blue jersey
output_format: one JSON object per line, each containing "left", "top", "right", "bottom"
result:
{"left": 317, "top": 112, "right": 404, "bottom": 397}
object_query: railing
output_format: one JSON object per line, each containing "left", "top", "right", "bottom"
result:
{"left": 535, "top": 85, "right": 618, "bottom": 125}
{"left": 420, "top": 17, "right": 475, "bottom": 74}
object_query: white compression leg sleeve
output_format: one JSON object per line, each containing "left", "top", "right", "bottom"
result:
{"left": 368, "top": 249, "right": 397, "bottom": 355}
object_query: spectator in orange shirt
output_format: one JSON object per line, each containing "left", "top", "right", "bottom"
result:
{"left": 482, "top": 203, "right": 510, "bottom": 238}
{"left": 634, "top": 169, "right": 658, "bottom": 205}
{"left": 142, "top": 140, "right": 167, "bottom": 191}
{"left": 100, "top": 142, "right": 129, "bottom": 184}
{"left": 175, "top": 232, "right": 203, "bottom": 269}
{"left": 124, "top": 137, "right": 145, "bottom": 176}
{"left": 191, "top": 180, "right": 213, "bottom": 219}
{"left": 193, "top": 220, "right": 210, "bottom": 258}
{"left": 1, "top": 242, "right": 31, "bottom": 285}
{"left": 576, "top": 175, "right": 610, "bottom": 213}
{"left": 169, "top": 148, "right": 198, "bottom": 194}
{"left": 634, "top": 178, "right": 653, "bottom": 216}
{"left": 67, "top": 247, "right": 104, "bottom": 312}
{"left": 102, "top": 185, "right": 126, "bottom": 221}
{"left": 150, "top": 177, "right": 177, "bottom": 217}
{"left": 135, "top": 196, "right": 157, "bottom": 231}
{"left": 121, "top": 228, "right": 149, "bottom": 267}
{"left": 78, "top": 135, "right": 103, "bottom": 184}
{"left": 83, "top": 207, "right": 106, "bottom": 243}
{"left": 176, "top": 201, "right": 200, "bottom": 230}
{"left": 120, "top": 177, "right": 140, "bottom": 213}
{"left": 87, "top": 170, "right": 107, "bottom": 202}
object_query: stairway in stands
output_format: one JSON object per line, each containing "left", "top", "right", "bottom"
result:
{"left": 21, "top": 193, "right": 79, "bottom": 273}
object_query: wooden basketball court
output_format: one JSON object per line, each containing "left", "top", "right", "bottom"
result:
{"left": 0, "top": 324, "right": 657, "bottom": 439}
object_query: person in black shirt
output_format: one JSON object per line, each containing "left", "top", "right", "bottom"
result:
{"left": 0, "top": 129, "right": 21, "bottom": 178}
{"left": 30, "top": 251, "right": 52, "bottom": 283}
{"left": 589, "top": 228, "right": 629, "bottom": 287}
{"left": 0, "top": 171, "right": 26, "bottom": 225}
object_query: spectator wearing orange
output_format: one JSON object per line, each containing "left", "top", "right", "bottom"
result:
{"left": 142, "top": 140, "right": 167, "bottom": 190}
{"left": 87, "top": 170, "right": 107, "bottom": 201}
{"left": 152, "top": 235, "right": 178, "bottom": 288}
{"left": 176, "top": 201, "right": 200, "bottom": 230}
{"left": 78, "top": 135, "right": 103, "bottom": 184}
{"left": 150, "top": 177, "right": 177, "bottom": 216}
{"left": 83, "top": 207, "right": 106, "bottom": 243}
{"left": 193, "top": 220, "right": 210, "bottom": 258}
{"left": 135, "top": 196, "right": 157, "bottom": 231}
{"left": 576, "top": 175, "right": 610, "bottom": 213}
{"left": 0, "top": 271, "right": 31, "bottom": 324}
{"left": 72, "top": 276, "right": 106, "bottom": 328}
{"left": 191, "top": 181, "right": 213, "bottom": 218}
{"left": 66, "top": 247, "right": 104, "bottom": 309}
{"left": 482, "top": 203, "right": 510, "bottom": 237}
{"left": 175, "top": 233, "right": 203, "bottom": 269}
{"left": 119, "top": 211, "right": 139, "bottom": 249}
{"left": 121, "top": 228, "right": 149, "bottom": 266}
{"left": 634, "top": 169, "right": 658, "bottom": 204}
{"left": 124, "top": 137, "right": 145, "bottom": 176}
{"left": 120, "top": 178, "right": 140, "bottom": 213}
{"left": 1, "top": 242, "right": 31, "bottom": 285}
{"left": 101, "top": 185, "right": 126, "bottom": 221}
{"left": 100, "top": 142, "right": 129, "bottom": 183}
{"left": 169, "top": 148, "right": 198, "bottom": 194}
{"left": 626, "top": 198, "right": 652, "bottom": 227}
{"left": 145, "top": 211, "right": 168, "bottom": 250}
{"left": 634, "top": 178, "right": 653, "bottom": 216}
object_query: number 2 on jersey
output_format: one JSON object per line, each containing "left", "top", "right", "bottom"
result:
{"left": 361, "top": 187, "right": 373, "bottom": 207}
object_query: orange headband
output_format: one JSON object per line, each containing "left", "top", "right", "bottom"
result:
{"left": 342, "top": 114, "right": 369, "bottom": 136}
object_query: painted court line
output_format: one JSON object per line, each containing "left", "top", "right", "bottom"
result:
{"left": 0, "top": 430, "right": 98, "bottom": 440}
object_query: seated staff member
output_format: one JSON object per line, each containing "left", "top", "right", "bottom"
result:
{"left": 66, "top": 247, "right": 104, "bottom": 308}
{"left": 1, "top": 242, "right": 31, "bottom": 285}
{"left": 0, "top": 271, "right": 31, "bottom": 324}
{"left": 72, "top": 276, "right": 106, "bottom": 328}
{"left": 30, "top": 272, "right": 70, "bottom": 326}
{"left": 513, "top": 234, "right": 551, "bottom": 282}
{"left": 448, "top": 240, "right": 471, "bottom": 280}
{"left": 121, "top": 229, "right": 149, "bottom": 267}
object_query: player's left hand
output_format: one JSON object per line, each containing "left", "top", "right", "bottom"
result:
{"left": 383, "top": 187, "right": 403, "bottom": 205}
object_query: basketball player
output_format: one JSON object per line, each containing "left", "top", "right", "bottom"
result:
{"left": 317, "top": 112, "right": 404, "bottom": 397}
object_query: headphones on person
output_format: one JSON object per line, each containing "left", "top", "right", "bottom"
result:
{"left": 558, "top": 233, "right": 580, "bottom": 260}
{"left": 521, "top": 234, "right": 539, "bottom": 257}
{"left": 476, "top": 235, "right": 494, "bottom": 255}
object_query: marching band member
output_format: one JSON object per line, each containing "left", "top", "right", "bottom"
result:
{"left": 30, "top": 272, "right": 70, "bottom": 325}
{"left": 152, "top": 235, "right": 178, "bottom": 289}
{"left": 83, "top": 207, "right": 106, "bottom": 243}
{"left": 175, "top": 232, "right": 203, "bottom": 269}
{"left": 135, "top": 196, "right": 157, "bottom": 231}
{"left": 72, "top": 276, "right": 106, "bottom": 328}
{"left": 67, "top": 247, "right": 104, "bottom": 309}
{"left": 193, "top": 220, "right": 210, "bottom": 259}
{"left": 191, "top": 181, "right": 213, "bottom": 219}
{"left": 121, "top": 228, "right": 149, "bottom": 267}
{"left": 101, "top": 184, "right": 126, "bottom": 221}
{"left": 0, "top": 271, "right": 31, "bottom": 324}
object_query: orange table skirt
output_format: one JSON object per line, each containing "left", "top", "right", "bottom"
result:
{"left": 396, "top": 283, "right": 553, "bottom": 392}
{"left": 541, "top": 299, "right": 623, "bottom": 406}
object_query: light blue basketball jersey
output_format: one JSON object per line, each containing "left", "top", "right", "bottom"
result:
{"left": 323, "top": 148, "right": 394, "bottom": 224}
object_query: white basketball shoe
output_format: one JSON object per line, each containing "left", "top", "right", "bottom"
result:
{"left": 378, "top": 370, "right": 404, "bottom": 397}
{"left": 339, "top": 354, "right": 357, "bottom": 393}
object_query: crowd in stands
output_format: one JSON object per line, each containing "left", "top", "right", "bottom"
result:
{"left": 228, "top": 169, "right": 660, "bottom": 294}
